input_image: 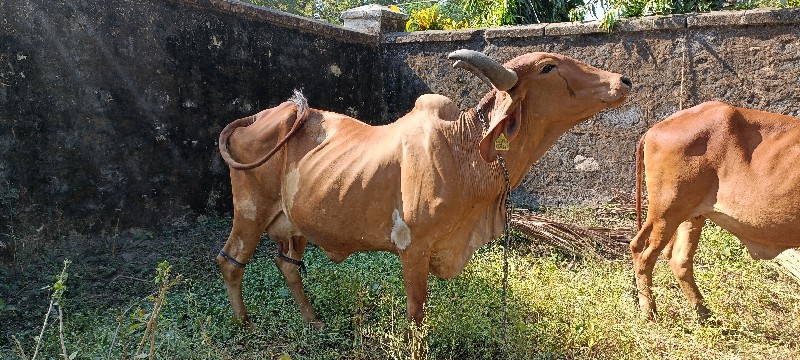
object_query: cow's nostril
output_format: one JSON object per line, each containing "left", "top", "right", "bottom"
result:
{"left": 621, "top": 76, "right": 633, "bottom": 88}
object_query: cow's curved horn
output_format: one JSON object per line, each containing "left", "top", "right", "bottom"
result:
{"left": 448, "top": 49, "right": 518, "bottom": 91}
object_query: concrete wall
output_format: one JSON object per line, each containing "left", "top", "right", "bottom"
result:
{"left": 1, "top": 1, "right": 799, "bottom": 257}
{"left": 382, "top": 9, "right": 800, "bottom": 207}
{"left": 0, "top": 0, "right": 383, "bottom": 252}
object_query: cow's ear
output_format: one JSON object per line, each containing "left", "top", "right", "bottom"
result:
{"left": 478, "top": 91, "right": 523, "bottom": 162}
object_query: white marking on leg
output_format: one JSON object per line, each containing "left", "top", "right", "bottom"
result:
{"left": 237, "top": 236, "right": 244, "bottom": 251}
{"left": 286, "top": 167, "right": 300, "bottom": 210}
{"left": 391, "top": 209, "right": 412, "bottom": 251}
{"left": 235, "top": 198, "right": 258, "bottom": 221}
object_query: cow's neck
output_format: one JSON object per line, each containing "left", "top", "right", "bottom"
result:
{"left": 445, "top": 109, "right": 506, "bottom": 200}
{"left": 440, "top": 100, "right": 582, "bottom": 208}
{"left": 462, "top": 104, "right": 576, "bottom": 191}
{"left": 506, "top": 114, "right": 576, "bottom": 188}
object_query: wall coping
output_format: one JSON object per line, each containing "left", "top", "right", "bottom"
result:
{"left": 175, "top": 0, "right": 378, "bottom": 44}
{"left": 384, "top": 7, "right": 800, "bottom": 43}
{"left": 172, "top": 3, "right": 800, "bottom": 44}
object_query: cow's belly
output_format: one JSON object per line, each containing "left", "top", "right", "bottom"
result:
{"left": 708, "top": 176, "right": 800, "bottom": 244}
{"left": 706, "top": 207, "right": 800, "bottom": 258}
{"left": 282, "top": 174, "right": 402, "bottom": 257}
{"left": 287, "top": 197, "right": 398, "bottom": 254}
{"left": 279, "top": 133, "right": 406, "bottom": 253}
{"left": 429, "top": 248, "right": 473, "bottom": 279}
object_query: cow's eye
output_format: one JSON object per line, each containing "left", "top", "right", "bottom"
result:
{"left": 541, "top": 64, "right": 556, "bottom": 74}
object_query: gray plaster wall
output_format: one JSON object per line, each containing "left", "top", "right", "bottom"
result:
{"left": 381, "top": 9, "right": 800, "bottom": 207}
{"left": 0, "top": 0, "right": 383, "bottom": 251}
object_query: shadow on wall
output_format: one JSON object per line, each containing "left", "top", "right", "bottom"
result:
{"left": 0, "top": 0, "right": 386, "bottom": 260}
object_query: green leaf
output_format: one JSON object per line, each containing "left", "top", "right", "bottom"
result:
{"left": 127, "top": 323, "right": 143, "bottom": 333}
{"left": 68, "top": 351, "right": 78, "bottom": 360}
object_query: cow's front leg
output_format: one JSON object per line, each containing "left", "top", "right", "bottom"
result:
{"left": 399, "top": 246, "right": 431, "bottom": 325}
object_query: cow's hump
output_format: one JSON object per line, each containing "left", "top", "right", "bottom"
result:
{"left": 412, "top": 94, "right": 460, "bottom": 122}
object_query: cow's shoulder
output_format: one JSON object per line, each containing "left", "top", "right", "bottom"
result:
{"left": 409, "top": 94, "right": 460, "bottom": 122}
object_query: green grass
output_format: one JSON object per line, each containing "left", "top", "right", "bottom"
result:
{"left": 2, "top": 213, "right": 799, "bottom": 359}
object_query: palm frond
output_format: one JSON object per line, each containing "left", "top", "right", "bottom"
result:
{"left": 511, "top": 209, "right": 632, "bottom": 260}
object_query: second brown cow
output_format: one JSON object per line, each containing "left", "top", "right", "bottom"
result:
{"left": 632, "top": 101, "right": 800, "bottom": 322}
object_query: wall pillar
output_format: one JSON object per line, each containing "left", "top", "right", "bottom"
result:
{"left": 341, "top": 5, "right": 408, "bottom": 35}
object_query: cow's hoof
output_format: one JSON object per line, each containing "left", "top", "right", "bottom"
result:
{"left": 232, "top": 314, "right": 255, "bottom": 328}
{"left": 698, "top": 313, "right": 720, "bottom": 327}
{"left": 309, "top": 320, "right": 326, "bottom": 330}
{"left": 233, "top": 315, "right": 256, "bottom": 329}
{"left": 640, "top": 309, "right": 657, "bottom": 323}
{"left": 242, "top": 319, "right": 257, "bottom": 330}
{"left": 696, "top": 304, "right": 718, "bottom": 326}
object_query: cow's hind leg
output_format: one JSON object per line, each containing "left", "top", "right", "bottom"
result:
{"left": 266, "top": 213, "right": 323, "bottom": 328}
{"left": 630, "top": 217, "right": 683, "bottom": 321}
{"left": 664, "top": 217, "right": 711, "bottom": 323}
{"left": 274, "top": 234, "right": 324, "bottom": 329}
{"left": 217, "top": 213, "right": 269, "bottom": 325}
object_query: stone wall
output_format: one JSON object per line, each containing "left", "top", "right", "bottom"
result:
{"left": 0, "top": 0, "right": 383, "bottom": 252}
{"left": 381, "top": 8, "right": 800, "bottom": 207}
{"left": 1, "top": 0, "right": 799, "bottom": 257}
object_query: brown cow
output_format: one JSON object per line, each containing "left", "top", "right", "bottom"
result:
{"left": 631, "top": 101, "right": 800, "bottom": 322}
{"left": 217, "top": 49, "right": 631, "bottom": 327}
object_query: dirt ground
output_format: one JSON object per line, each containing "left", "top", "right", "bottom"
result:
{"left": 0, "top": 214, "right": 240, "bottom": 341}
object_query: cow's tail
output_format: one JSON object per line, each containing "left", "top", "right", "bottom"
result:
{"left": 218, "top": 90, "right": 310, "bottom": 170}
{"left": 635, "top": 134, "right": 645, "bottom": 231}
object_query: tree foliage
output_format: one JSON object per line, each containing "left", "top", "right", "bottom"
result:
{"left": 570, "top": 0, "right": 800, "bottom": 31}
{"left": 405, "top": 4, "right": 469, "bottom": 31}
{"left": 245, "top": 0, "right": 583, "bottom": 30}
{"left": 246, "top": 0, "right": 397, "bottom": 25}
{"left": 461, "top": 0, "right": 583, "bottom": 26}
{"left": 406, "top": 0, "right": 583, "bottom": 30}
{"left": 245, "top": 0, "right": 799, "bottom": 32}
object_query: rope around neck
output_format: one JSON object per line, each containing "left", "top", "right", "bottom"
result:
{"left": 475, "top": 106, "right": 513, "bottom": 358}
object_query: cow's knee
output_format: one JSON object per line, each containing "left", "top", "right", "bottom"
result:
{"left": 217, "top": 230, "right": 262, "bottom": 325}
{"left": 217, "top": 261, "right": 249, "bottom": 323}
{"left": 630, "top": 219, "right": 682, "bottom": 321}
{"left": 273, "top": 237, "right": 324, "bottom": 328}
